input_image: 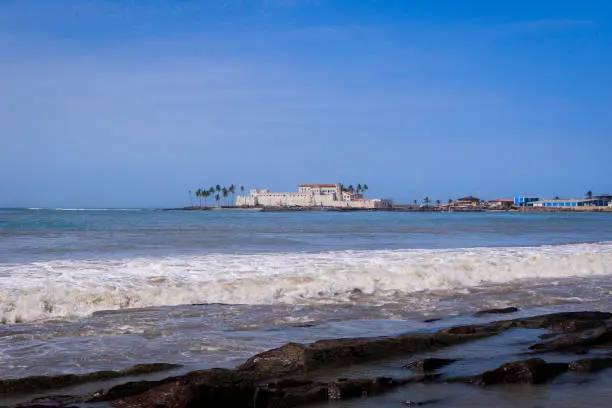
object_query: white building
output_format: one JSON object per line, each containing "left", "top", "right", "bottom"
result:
{"left": 236, "top": 183, "right": 393, "bottom": 209}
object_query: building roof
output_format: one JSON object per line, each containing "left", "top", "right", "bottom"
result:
{"left": 488, "top": 198, "right": 514, "bottom": 203}
{"left": 457, "top": 196, "right": 481, "bottom": 202}
{"left": 534, "top": 198, "right": 606, "bottom": 203}
{"left": 299, "top": 184, "right": 338, "bottom": 188}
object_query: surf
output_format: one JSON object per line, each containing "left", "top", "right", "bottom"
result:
{"left": 0, "top": 242, "right": 611, "bottom": 323}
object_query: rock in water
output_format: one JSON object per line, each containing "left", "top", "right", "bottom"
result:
{"left": 529, "top": 325, "right": 611, "bottom": 352}
{"left": 472, "top": 358, "right": 568, "bottom": 385}
{"left": 0, "top": 363, "right": 182, "bottom": 395}
{"left": 403, "top": 358, "right": 457, "bottom": 372}
{"left": 474, "top": 307, "right": 519, "bottom": 316}
{"left": 237, "top": 330, "right": 493, "bottom": 377}
{"left": 568, "top": 358, "right": 612, "bottom": 373}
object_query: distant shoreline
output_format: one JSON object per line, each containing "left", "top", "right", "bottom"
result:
{"left": 164, "top": 206, "right": 612, "bottom": 213}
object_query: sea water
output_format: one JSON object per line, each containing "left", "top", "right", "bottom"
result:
{"left": 1, "top": 208, "right": 612, "bottom": 403}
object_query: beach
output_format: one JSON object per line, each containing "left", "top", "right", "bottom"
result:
{"left": 2, "top": 209, "right": 612, "bottom": 406}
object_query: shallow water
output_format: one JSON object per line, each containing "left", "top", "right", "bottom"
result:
{"left": 1, "top": 209, "right": 612, "bottom": 405}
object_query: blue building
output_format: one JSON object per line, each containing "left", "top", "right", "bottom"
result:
{"left": 534, "top": 198, "right": 611, "bottom": 207}
{"left": 514, "top": 196, "right": 540, "bottom": 206}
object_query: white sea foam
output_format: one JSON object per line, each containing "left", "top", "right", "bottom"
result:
{"left": 53, "top": 208, "right": 143, "bottom": 211}
{"left": 1, "top": 243, "right": 611, "bottom": 323}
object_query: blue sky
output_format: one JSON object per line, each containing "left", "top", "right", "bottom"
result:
{"left": 1, "top": 0, "right": 610, "bottom": 207}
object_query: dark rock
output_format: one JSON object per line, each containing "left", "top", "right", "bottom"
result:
{"left": 237, "top": 330, "right": 495, "bottom": 377}
{"left": 514, "top": 311, "right": 612, "bottom": 333}
{"left": 474, "top": 307, "right": 519, "bottom": 316}
{"left": 110, "top": 374, "right": 419, "bottom": 408}
{"left": 257, "top": 376, "right": 431, "bottom": 407}
{"left": 441, "top": 322, "right": 509, "bottom": 336}
{"left": 120, "top": 363, "right": 182, "bottom": 376}
{"left": 237, "top": 342, "right": 308, "bottom": 377}
{"left": 289, "top": 323, "right": 317, "bottom": 328}
{"left": 88, "top": 380, "right": 170, "bottom": 402}
{"left": 16, "top": 311, "right": 612, "bottom": 407}
{"left": 0, "top": 363, "right": 181, "bottom": 395}
{"left": 403, "top": 399, "right": 445, "bottom": 406}
{"left": 529, "top": 325, "right": 611, "bottom": 352}
{"left": 327, "top": 377, "right": 408, "bottom": 400}
{"left": 253, "top": 382, "right": 327, "bottom": 408}
{"left": 568, "top": 357, "right": 612, "bottom": 373}
{"left": 471, "top": 358, "right": 568, "bottom": 385}
{"left": 571, "top": 346, "right": 591, "bottom": 355}
{"left": 538, "top": 332, "right": 558, "bottom": 340}
{"left": 14, "top": 395, "right": 83, "bottom": 408}
{"left": 403, "top": 358, "right": 457, "bottom": 372}
{"left": 422, "top": 318, "right": 442, "bottom": 323}
{"left": 112, "top": 369, "right": 256, "bottom": 408}
{"left": 440, "top": 311, "right": 612, "bottom": 339}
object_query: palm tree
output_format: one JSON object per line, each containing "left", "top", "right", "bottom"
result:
{"left": 356, "top": 184, "right": 362, "bottom": 194}
{"left": 240, "top": 185, "right": 245, "bottom": 196}
{"left": 362, "top": 184, "right": 368, "bottom": 196}
{"left": 229, "top": 185, "right": 236, "bottom": 206}
{"left": 586, "top": 190, "right": 593, "bottom": 199}
{"left": 222, "top": 187, "right": 229, "bottom": 207}
{"left": 435, "top": 199, "right": 441, "bottom": 206}
{"left": 195, "top": 189, "right": 202, "bottom": 208}
{"left": 204, "top": 190, "right": 211, "bottom": 207}
{"left": 209, "top": 187, "right": 215, "bottom": 196}
{"left": 215, "top": 193, "right": 221, "bottom": 207}
{"left": 348, "top": 184, "right": 354, "bottom": 193}
{"left": 413, "top": 199, "right": 418, "bottom": 206}
{"left": 448, "top": 198, "right": 453, "bottom": 204}
{"left": 215, "top": 185, "right": 221, "bottom": 194}
{"left": 423, "top": 197, "right": 431, "bottom": 206}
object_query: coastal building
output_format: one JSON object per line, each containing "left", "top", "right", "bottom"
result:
{"left": 235, "top": 183, "right": 393, "bottom": 209}
{"left": 487, "top": 198, "right": 514, "bottom": 209}
{"left": 514, "top": 196, "right": 540, "bottom": 206}
{"left": 532, "top": 197, "right": 612, "bottom": 208}
{"left": 449, "top": 196, "right": 482, "bottom": 208}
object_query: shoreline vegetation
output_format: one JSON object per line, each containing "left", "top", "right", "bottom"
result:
{"left": 9, "top": 309, "right": 612, "bottom": 407}
{"left": 184, "top": 186, "right": 611, "bottom": 213}
{"left": 167, "top": 205, "right": 612, "bottom": 213}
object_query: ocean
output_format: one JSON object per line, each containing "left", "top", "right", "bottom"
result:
{"left": 2, "top": 208, "right": 612, "bottom": 405}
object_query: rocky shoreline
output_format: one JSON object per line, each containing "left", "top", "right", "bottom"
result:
{"left": 5, "top": 309, "right": 612, "bottom": 407}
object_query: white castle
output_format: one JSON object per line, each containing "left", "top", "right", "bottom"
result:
{"left": 235, "top": 183, "right": 393, "bottom": 209}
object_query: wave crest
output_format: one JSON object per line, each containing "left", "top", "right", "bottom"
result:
{"left": 1, "top": 243, "right": 611, "bottom": 323}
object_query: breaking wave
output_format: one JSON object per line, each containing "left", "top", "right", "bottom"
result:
{"left": 1, "top": 243, "right": 611, "bottom": 323}
{"left": 19, "top": 208, "right": 145, "bottom": 212}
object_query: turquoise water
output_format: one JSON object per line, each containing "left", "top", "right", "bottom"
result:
{"left": 2, "top": 208, "right": 612, "bottom": 263}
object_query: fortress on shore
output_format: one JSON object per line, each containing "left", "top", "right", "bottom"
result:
{"left": 236, "top": 183, "right": 393, "bottom": 209}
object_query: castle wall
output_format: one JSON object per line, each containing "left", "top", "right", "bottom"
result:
{"left": 234, "top": 184, "right": 393, "bottom": 209}
{"left": 236, "top": 196, "right": 257, "bottom": 207}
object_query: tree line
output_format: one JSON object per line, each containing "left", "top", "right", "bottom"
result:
{"left": 190, "top": 185, "right": 245, "bottom": 207}
{"left": 412, "top": 198, "right": 450, "bottom": 206}
{"left": 341, "top": 183, "right": 369, "bottom": 195}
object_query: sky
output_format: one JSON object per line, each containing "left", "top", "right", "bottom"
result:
{"left": 1, "top": 0, "right": 611, "bottom": 208}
